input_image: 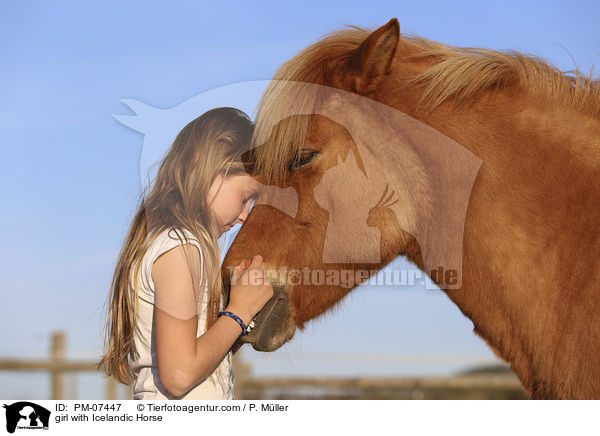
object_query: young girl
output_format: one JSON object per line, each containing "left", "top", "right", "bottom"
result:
{"left": 99, "top": 107, "right": 273, "bottom": 399}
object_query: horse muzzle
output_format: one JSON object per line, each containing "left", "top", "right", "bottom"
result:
{"left": 239, "top": 284, "right": 292, "bottom": 346}
{"left": 223, "top": 276, "right": 296, "bottom": 351}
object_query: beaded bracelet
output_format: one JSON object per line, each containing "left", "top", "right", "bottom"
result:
{"left": 218, "top": 311, "right": 248, "bottom": 336}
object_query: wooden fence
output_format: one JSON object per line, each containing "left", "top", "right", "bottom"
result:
{"left": 0, "top": 331, "right": 123, "bottom": 400}
{"left": 0, "top": 331, "right": 527, "bottom": 400}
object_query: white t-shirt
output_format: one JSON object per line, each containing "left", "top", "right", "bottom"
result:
{"left": 129, "top": 227, "right": 235, "bottom": 400}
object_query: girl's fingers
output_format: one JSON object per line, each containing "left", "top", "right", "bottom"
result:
{"left": 249, "top": 255, "right": 263, "bottom": 269}
{"left": 231, "top": 264, "right": 245, "bottom": 282}
{"left": 234, "top": 256, "right": 267, "bottom": 286}
{"left": 257, "top": 263, "right": 269, "bottom": 286}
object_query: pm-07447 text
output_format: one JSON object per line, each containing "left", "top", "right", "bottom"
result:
{"left": 74, "top": 403, "right": 123, "bottom": 412}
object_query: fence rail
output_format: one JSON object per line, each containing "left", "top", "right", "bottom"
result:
{"left": 0, "top": 331, "right": 120, "bottom": 400}
{"left": 0, "top": 331, "right": 527, "bottom": 400}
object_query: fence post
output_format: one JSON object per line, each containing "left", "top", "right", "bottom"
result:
{"left": 51, "top": 331, "right": 65, "bottom": 400}
{"left": 105, "top": 377, "right": 118, "bottom": 400}
{"left": 233, "top": 351, "right": 252, "bottom": 400}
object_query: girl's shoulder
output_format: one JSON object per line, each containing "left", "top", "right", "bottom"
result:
{"left": 151, "top": 227, "right": 200, "bottom": 248}
{"left": 137, "top": 227, "right": 204, "bottom": 296}
{"left": 146, "top": 228, "right": 203, "bottom": 265}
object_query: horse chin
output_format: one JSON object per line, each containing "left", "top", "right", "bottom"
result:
{"left": 239, "top": 285, "right": 296, "bottom": 351}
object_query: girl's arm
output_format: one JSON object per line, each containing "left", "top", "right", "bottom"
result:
{"left": 152, "top": 243, "right": 251, "bottom": 397}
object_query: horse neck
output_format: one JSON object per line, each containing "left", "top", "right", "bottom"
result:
{"left": 379, "top": 80, "right": 600, "bottom": 398}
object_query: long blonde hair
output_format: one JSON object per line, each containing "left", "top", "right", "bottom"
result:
{"left": 98, "top": 107, "right": 254, "bottom": 386}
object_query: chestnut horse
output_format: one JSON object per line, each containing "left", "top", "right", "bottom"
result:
{"left": 222, "top": 19, "right": 600, "bottom": 399}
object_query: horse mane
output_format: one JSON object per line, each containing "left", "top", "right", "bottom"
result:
{"left": 252, "top": 25, "right": 599, "bottom": 185}
{"left": 402, "top": 35, "right": 600, "bottom": 115}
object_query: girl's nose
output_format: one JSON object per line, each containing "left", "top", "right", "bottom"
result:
{"left": 240, "top": 200, "right": 252, "bottom": 221}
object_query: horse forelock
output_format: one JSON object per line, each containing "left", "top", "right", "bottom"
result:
{"left": 251, "top": 27, "right": 371, "bottom": 186}
{"left": 251, "top": 81, "right": 321, "bottom": 185}
{"left": 252, "top": 25, "right": 599, "bottom": 180}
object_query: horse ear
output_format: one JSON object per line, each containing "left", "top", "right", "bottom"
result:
{"left": 347, "top": 18, "right": 400, "bottom": 95}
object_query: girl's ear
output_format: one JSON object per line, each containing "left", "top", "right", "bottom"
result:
{"left": 241, "top": 149, "right": 258, "bottom": 174}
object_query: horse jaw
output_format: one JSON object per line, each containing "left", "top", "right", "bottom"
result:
{"left": 238, "top": 284, "right": 296, "bottom": 351}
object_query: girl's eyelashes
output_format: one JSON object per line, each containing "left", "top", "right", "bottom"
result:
{"left": 243, "top": 191, "right": 258, "bottom": 205}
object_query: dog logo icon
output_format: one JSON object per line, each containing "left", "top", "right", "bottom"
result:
{"left": 2, "top": 402, "right": 50, "bottom": 433}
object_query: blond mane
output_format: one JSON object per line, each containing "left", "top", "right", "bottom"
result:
{"left": 252, "top": 25, "right": 599, "bottom": 185}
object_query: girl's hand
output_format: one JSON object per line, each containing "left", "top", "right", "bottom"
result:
{"left": 240, "top": 259, "right": 251, "bottom": 270}
{"left": 227, "top": 255, "right": 274, "bottom": 325}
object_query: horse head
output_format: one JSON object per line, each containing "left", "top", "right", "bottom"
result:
{"left": 222, "top": 18, "right": 485, "bottom": 351}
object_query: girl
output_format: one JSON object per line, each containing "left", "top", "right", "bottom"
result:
{"left": 99, "top": 107, "right": 273, "bottom": 399}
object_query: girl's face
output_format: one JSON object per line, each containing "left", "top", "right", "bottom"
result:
{"left": 207, "top": 172, "right": 261, "bottom": 236}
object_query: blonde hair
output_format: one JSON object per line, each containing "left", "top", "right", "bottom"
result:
{"left": 251, "top": 25, "right": 599, "bottom": 185}
{"left": 98, "top": 107, "right": 254, "bottom": 391}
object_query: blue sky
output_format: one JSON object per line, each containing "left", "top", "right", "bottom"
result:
{"left": 1, "top": 1, "right": 598, "bottom": 399}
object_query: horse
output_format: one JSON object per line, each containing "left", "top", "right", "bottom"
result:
{"left": 221, "top": 18, "right": 600, "bottom": 399}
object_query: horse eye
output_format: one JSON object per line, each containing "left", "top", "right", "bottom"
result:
{"left": 288, "top": 150, "right": 319, "bottom": 172}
